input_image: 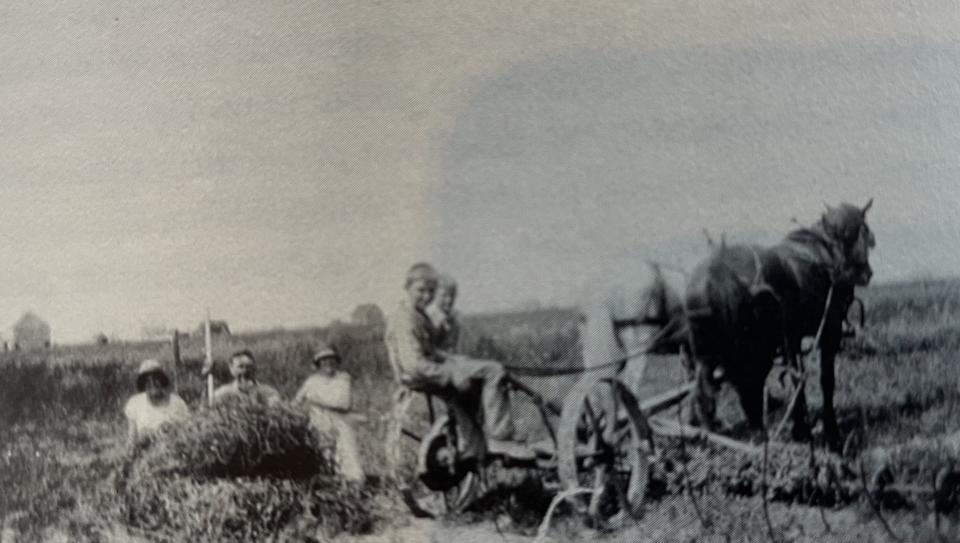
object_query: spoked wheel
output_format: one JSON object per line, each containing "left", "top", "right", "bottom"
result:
{"left": 387, "top": 392, "right": 480, "bottom": 518}
{"left": 557, "top": 376, "right": 655, "bottom": 530}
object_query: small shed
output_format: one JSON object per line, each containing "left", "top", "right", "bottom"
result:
{"left": 13, "top": 312, "right": 51, "bottom": 351}
{"left": 351, "top": 303, "right": 386, "bottom": 330}
{"left": 195, "top": 320, "right": 231, "bottom": 337}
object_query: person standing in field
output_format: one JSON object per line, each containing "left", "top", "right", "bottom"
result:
{"left": 293, "top": 343, "right": 365, "bottom": 482}
{"left": 211, "top": 350, "right": 282, "bottom": 407}
{"left": 427, "top": 273, "right": 461, "bottom": 354}
{"left": 124, "top": 359, "right": 190, "bottom": 447}
{"left": 385, "top": 262, "right": 532, "bottom": 460}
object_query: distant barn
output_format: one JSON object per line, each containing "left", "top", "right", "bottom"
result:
{"left": 195, "top": 320, "right": 231, "bottom": 337}
{"left": 351, "top": 303, "right": 385, "bottom": 330}
{"left": 13, "top": 312, "right": 51, "bottom": 351}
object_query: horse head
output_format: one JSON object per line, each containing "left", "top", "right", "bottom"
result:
{"left": 821, "top": 198, "right": 876, "bottom": 286}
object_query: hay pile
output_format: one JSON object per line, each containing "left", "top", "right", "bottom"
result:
{"left": 116, "top": 400, "right": 388, "bottom": 540}
{"left": 129, "top": 399, "right": 335, "bottom": 480}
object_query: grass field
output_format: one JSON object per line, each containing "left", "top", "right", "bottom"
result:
{"left": 4, "top": 278, "right": 960, "bottom": 541}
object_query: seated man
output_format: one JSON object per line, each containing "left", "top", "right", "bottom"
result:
{"left": 293, "top": 343, "right": 365, "bottom": 482}
{"left": 212, "top": 349, "right": 282, "bottom": 407}
{"left": 385, "top": 262, "right": 532, "bottom": 460}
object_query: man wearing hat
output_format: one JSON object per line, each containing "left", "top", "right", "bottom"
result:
{"left": 124, "top": 359, "right": 190, "bottom": 446}
{"left": 293, "top": 343, "right": 365, "bottom": 481}
{"left": 212, "top": 349, "right": 282, "bottom": 407}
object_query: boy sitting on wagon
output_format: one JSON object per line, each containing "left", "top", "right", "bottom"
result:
{"left": 385, "top": 262, "right": 532, "bottom": 460}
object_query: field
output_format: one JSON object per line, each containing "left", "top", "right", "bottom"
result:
{"left": 4, "top": 278, "right": 960, "bottom": 541}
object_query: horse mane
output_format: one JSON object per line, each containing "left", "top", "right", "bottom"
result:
{"left": 782, "top": 225, "right": 837, "bottom": 258}
{"left": 774, "top": 210, "right": 862, "bottom": 287}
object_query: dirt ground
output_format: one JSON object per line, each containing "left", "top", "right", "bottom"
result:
{"left": 341, "top": 501, "right": 939, "bottom": 543}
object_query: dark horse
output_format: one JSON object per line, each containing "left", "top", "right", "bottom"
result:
{"left": 685, "top": 200, "right": 875, "bottom": 451}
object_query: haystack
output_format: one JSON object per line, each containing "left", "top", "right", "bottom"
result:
{"left": 118, "top": 401, "right": 384, "bottom": 540}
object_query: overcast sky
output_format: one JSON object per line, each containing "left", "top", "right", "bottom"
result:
{"left": 2, "top": 1, "right": 959, "bottom": 342}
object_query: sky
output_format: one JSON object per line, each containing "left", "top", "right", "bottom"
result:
{"left": 1, "top": 1, "right": 959, "bottom": 342}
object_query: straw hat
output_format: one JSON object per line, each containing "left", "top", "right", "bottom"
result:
{"left": 312, "top": 343, "right": 341, "bottom": 365}
{"left": 136, "top": 359, "right": 170, "bottom": 392}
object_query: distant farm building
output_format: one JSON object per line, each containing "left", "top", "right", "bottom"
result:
{"left": 351, "top": 304, "right": 385, "bottom": 330}
{"left": 13, "top": 312, "right": 51, "bottom": 350}
{"left": 195, "top": 320, "right": 231, "bottom": 337}
{"left": 141, "top": 324, "right": 173, "bottom": 341}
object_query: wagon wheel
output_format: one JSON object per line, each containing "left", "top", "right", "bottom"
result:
{"left": 387, "top": 390, "right": 479, "bottom": 518}
{"left": 557, "top": 376, "right": 655, "bottom": 530}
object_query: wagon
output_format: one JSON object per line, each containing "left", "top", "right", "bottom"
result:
{"left": 385, "top": 353, "right": 960, "bottom": 531}
{"left": 384, "top": 353, "right": 702, "bottom": 529}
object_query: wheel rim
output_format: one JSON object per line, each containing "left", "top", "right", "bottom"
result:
{"left": 392, "top": 411, "right": 476, "bottom": 518}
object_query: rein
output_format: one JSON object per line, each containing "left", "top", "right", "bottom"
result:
{"left": 502, "top": 312, "right": 687, "bottom": 377}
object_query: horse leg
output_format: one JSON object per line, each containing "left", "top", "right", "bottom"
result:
{"left": 789, "top": 383, "right": 813, "bottom": 442}
{"left": 690, "top": 357, "right": 720, "bottom": 431}
{"left": 734, "top": 370, "right": 766, "bottom": 437}
{"left": 820, "top": 345, "right": 841, "bottom": 452}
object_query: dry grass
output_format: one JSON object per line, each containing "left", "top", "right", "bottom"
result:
{"left": 5, "top": 278, "right": 960, "bottom": 541}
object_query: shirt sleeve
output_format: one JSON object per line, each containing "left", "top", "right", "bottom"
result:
{"left": 327, "top": 373, "right": 352, "bottom": 411}
{"left": 170, "top": 394, "right": 191, "bottom": 419}
{"left": 123, "top": 395, "right": 136, "bottom": 421}
{"left": 292, "top": 380, "right": 308, "bottom": 404}
{"left": 262, "top": 385, "right": 282, "bottom": 406}
{"left": 211, "top": 385, "right": 231, "bottom": 405}
{"left": 388, "top": 306, "right": 442, "bottom": 372}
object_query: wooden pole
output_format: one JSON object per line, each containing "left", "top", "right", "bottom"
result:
{"left": 171, "top": 329, "right": 181, "bottom": 391}
{"left": 205, "top": 310, "right": 214, "bottom": 406}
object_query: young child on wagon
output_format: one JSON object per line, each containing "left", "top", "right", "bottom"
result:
{"left": 427, "top": 273, "right": 461, "bottom": 354}
{"left": 385, "top": 262, "right": 532, "bottom": 460}
{"left": 293, "top": 343, "right": 365, "bottom": 482}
